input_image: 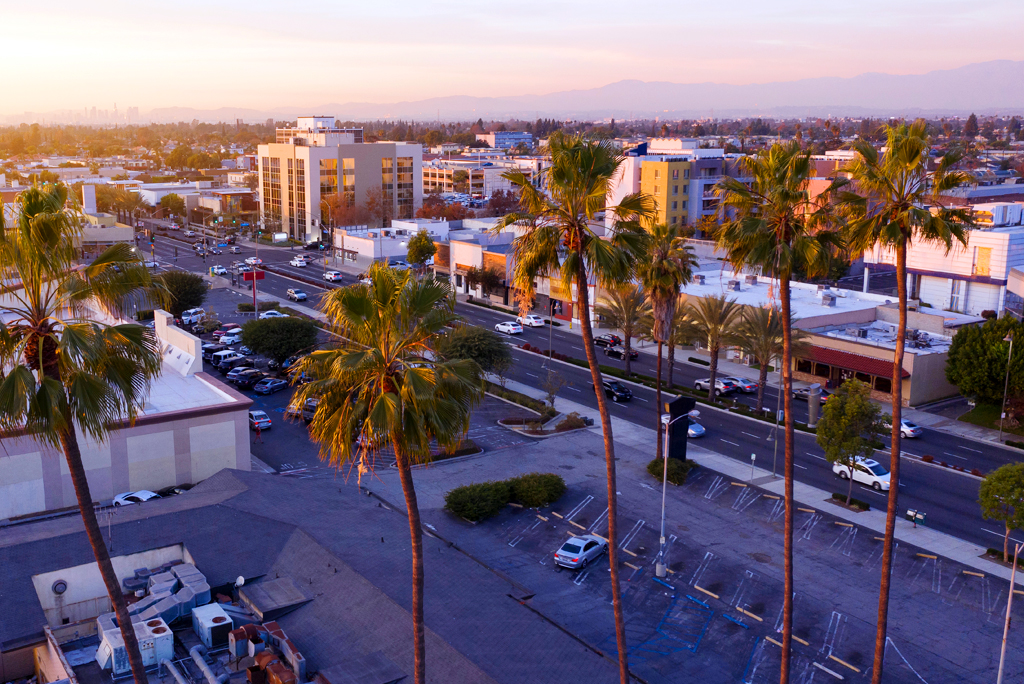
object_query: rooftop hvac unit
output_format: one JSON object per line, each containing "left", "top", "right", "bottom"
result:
{"left": 727, "top": 279, "right": 741, "bottom": 291}
{"left": 192, "top": 603, "right": 233, "bottom": 649}
{"left": 695, "top": 274, "right": 706, "bottom": 285}
{"left": 821, "top": 293, "right": 837, "bottom": 307}
{"left": 96, "top": 613, "right": 174, "bottom": 676}
{"left": 744, "top": 275, "right": 758, "bottom": 285}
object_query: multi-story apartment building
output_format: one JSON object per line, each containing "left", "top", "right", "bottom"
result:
{"left": 421, "top": 157, "right": 543, "bottom": 197}
{"left": 257, "top": 117, "right": 422, "bottom": 241}
{"left": 475, "top": 131, "right": 534, "bottom": 150}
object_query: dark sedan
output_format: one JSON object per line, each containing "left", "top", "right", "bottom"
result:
{"left": 593, "top": 333, "right": 622, "bottom": 348}
{"left": 604, "top": 345, "right": 639, "bottom": 361}
{"left": 232, "top": 369, "right": 267, "bottom": 389}
{"left": 600, "top": 379, "right": 632, "bottom": 402}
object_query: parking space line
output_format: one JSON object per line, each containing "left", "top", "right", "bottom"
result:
{"left": 565, "top": 495, "right": 593, "bottom": 521}
{"left": 551, "top": 512, "right": 563, "bottom": 518}
{"left": 573, "top": 570, "right": 590, "bottom": 585}
{"left": 694, "top": 585, "right": 719, "bottom": 599}
{"left": 619, "top": 520, "right": 645, "bottom": 551}
{"left": 812, "top": 662, "right": 845, "bottom": 680}
{"left": 737, "top": 607, "right": 763, "bottom": 622}
{"left": 828, "top": 655, "right": 861, "bottom": 673}
{"left": 963, "top": 570, "right": 985, "bottom": 577}
{"left": 588, "top": 507, "right": 609, "bottom": 533}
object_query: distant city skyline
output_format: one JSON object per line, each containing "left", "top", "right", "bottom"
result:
{"left": 6, "top": 0, "right": 1024, "bottom": 117}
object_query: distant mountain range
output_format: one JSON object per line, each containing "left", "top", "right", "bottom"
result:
{"left": 11, "top": 61, "right": 1024, "bottom": 125}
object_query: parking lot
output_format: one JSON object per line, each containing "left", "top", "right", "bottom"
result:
{"left": 364, "top": 428, "right": 1023, "bottom": 684}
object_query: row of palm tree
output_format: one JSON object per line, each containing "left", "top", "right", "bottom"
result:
{"left": 96, "top": 185, "right": 152, "bottom": 226}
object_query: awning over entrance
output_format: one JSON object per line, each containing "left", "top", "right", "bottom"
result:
{"left": 803, "top": 345, "right": 910, "bottom": 379}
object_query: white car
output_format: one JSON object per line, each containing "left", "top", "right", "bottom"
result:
{"left": 289, "top": 257, "right": 308, "bottom": 267}
{"left": 259, "top": 310, "right": 288, "bottom": 319}
{"left": 168, "top": 223, "right": 180, "bottom": 230}
{"left": 495, "top": 321, "right": 523, "bottom": 335}
{"left": 883, "top": 416, "right": 923, "bottom": 439}
{"left": 517, "top": 314, "right": 545, "bottom": 327}
{"left": 324, "top": 271, "right": 343, "bottom": 282}
{"left": 113, "top": 490, "right": 161, "bottom": 506}
{"left": 143, "top": 260, "right": 160, "bottom": 268}
{"left": 220, "top": 333, "right": 243, "bottom": 345}
{"left": 833, "top": 458, "right": 891, "bottom": 492}
{"left": 210, "top": 265, "right": 227, "bottom": 276}
{"left": 694, "top": 378, "right": 736, "bottom": 394}
{"left": 181, "top": 308, "right": 206, "bottom": 324}
{"left": 389, "top": 260, "right": 411, "bottom": 271}
{"left": 183, "top": 230, "right": 196, "bottom": 237}
{"left": 245, "top": 256, "right": 263, "bottom": 266}
{"left": 553, "top": 534, "right": 608, "bottom": 570}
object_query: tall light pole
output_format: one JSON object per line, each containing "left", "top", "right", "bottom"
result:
{"left": 997, "top": 541, "right": 1022, "bottom": 684}
{"left": 1000, "top": 333, "right": 1014, "bottom": 442}
{"left": 657, "top": 411, "right": 695, "bottom": 578}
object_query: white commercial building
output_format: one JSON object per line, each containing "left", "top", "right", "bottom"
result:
{"left": 475, "top": 131, "right": 533, "bottom": 150}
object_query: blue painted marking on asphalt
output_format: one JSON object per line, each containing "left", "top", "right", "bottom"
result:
{"left": 723, "top": 614, "right": 749, "bottom": 629}
{"left": 742, "top": 637, "right": 762, "bottom": 682}
{"left": 686, "top": 594, "right": 710, "bottom": 609}
{"left": 653, "top": 577, "right": 675, "bottom": 590}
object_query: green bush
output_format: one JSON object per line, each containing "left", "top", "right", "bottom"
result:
{"left": 555, "top": 412, "right": 588, "bottom": 432}
{"left": 646, "top": 458, "right": 698, "bottom": 485}
{"left": 1006, "top": 440, "right": 1024, "bottom": 450}
{"left": 237, "top": 301, "right": 280, "bottom": 312}
{"left": 831, "top": 493, "right": 870, "bottom": 511}
{"left": 509, "top": 473, "right": 567, "bottom": 508}
{"left": 485, "top": 382, "right": 558, "bottom": 422}
{"left": 444, "top": 481, "right": 510, "bottom": 522}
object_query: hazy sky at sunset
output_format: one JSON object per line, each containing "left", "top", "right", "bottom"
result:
{"left": 6, "top": 0, "right": 1023, "bottom": 115}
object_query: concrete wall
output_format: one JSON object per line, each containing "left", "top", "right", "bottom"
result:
{"left": 155, "top": 310, "right": 202, "bottom": 376}
{"left": 34, "top": 627, "right": 74, "bottom": 684}
{"left": 905, "top": 350, "right": 960, "bottom": 406}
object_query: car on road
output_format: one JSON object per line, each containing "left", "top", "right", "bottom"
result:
{"left": 259, "top": 310, "right": 288, "bottom": 319}
{"left": 593, "top": 333, "right": 622, "bottom": 348}
{"left": 553, "top": 534, "right": 608, "bottom": 570}
{"left": 209, "top": 247, "right": 222, "bottom": 255}
{"left": 287, "top": 288, "right": 308, "bottom": 302}
{"left": 183, "top": 230, "right": 196, "bottom": 237}
{"left": 694, "top": 378, "right": 737, "bottom": 394}
{"left": 237, "top": 264, "right": 252, "bottom": 273}
{"left": 604, "top": 345, "right": 639, "bottom": 361}
{"left": 248, "top": 410, "right": 272, "bottom": 431}
{"left": 229, "top": 245, "right": 242, "bottom": 254}
{"left": 517, "top": 314, "right": 545, "bottom": 327}
{"left": 245, "top": 256, "right": 263, "bottom": 266}
{"left": 495, "top": 321, "right": 523, "bottom": 335}
{"left": 324, "top": 270, "right": 343, "bottom": 282}
{"left": 290, "top": 257, "right": 309, "bottom": 267}
{"left": 723, "top": 377, "right": 759, "bottom": 393}
{"left": 599, "top": 379, "right": 632, "bottom": 402}
{"left": 833, "top": 457, "right": 891, "bottom": 491}
{"left": 301, "top": 397, "right": 319, "bottom": 422}
{"left": 687, "top": 418, "right": 706, "bottom": 439}
{"left": 254, "top": 377, "right": 289, "bottom": 395}
{"left": 232, "top": 369, "right": 267, "bottom": 390}
{"left": 143, "top": 260, "right": 160, "bottom": 268}
{"left": 210, "top": 265, "right": 227, "bottom": 276}
{"left": 113, "top": 490, "right": 160, "bottom": 506}
{"left": 168, "top": 223, "right": 180, "bottom": 230}
{"left": 388, "top": 260, "right": 410, "bottom": 271}
{"left": 882, "top": 416, "right": 923, "bottom": 438}
{"left": 792, "top": 386, "right": 832, "bottom": 403}
{"left": 304, "top": 241, "right": 327, "bottom": 251}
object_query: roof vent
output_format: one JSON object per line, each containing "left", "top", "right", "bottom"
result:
{"left": 744, "top": 274, "right": 758, "bottom": 285}
{"left": 821, "top": 293, "right": 837, "bottom": 307}
{"left": 727, "top": 279, "right": 741, "bottom": 291}
{"left": 695, "top": 274, "right": 705, "bottom": 285}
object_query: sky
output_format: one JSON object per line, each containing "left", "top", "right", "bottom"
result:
{"left": 6, "top": 0, "right": 1024, "bottom": 116}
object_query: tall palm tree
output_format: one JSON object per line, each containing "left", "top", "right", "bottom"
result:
{"left": 666, "top": 304, "right": 693, "bottom": 390}
{"left": 735, "top": 307, "right": 807, "bottom": 412}
{"left": 716, "top": 141, "right": 845, "bottom": 683}
{"left": 638, "top": 223, "right": 697, "bottom": 458}
{"left": 290, "top": 265, "right": 483, "bottom": 684}
{"left": 684, "top": 294, "right": 743, "bottom": 403}
{"left": 840, "top": 120, "right": 972, "bottom": 684}
{"left": 122, "top": 192, "right": 152, "bottom": 228}
{"left": 595, "top": 284, "right": 650, "bottom": 376}
{"left": 497, "top": 132, "right": 655, "bottom": 683}
{"left": 0, "top": 183, "right": 166, "bottom": 684}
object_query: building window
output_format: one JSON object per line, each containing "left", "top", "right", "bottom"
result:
{"left": 670, "top": 215, "right": 677, "bottom": 225}
{"left": 672, "top": 169, "right": 679, "bottom": 181}
{"left": 796, "top": 359, "right": 813, "bottom": 374}
{"left": 342, "top": 158, "right": 355, "bottom": 207}
{"left": 874, "top": 376, "right": 892, "bottom": 393}
{"left": 653, "top": 185, "right": 659, "bottom": 195}
{"left": 684, "top": 169, "right": 689, "bottom": 179}
{"left": 974, "top": 247, "right": 992, "bottom": 277}
{"left": 681, "top": 201, "right": 687, "bottom": 210}
{"left": 296, "top": 159, "right": 306, "bottom": 231}
{"left": 654, "top": 169, "right": 661, "bottom": 180}
{"left": 671, "top": 201, "right": 678, "bottom": 211}
{"left": 672, "top": 185, "right": 678, "bottom": 196}
{"left": 396, "top": 156, "right": 414, "bottom": 219}
{"left": 262, "top": 157, "right": 281, "bottom": 223}
{"left": 683, "top": 184, "right": 688, "bottom": 193}
{"left": 813, "top": 363, "right": 831, "bottom": 378}
{"left": 950, "top": 279, "right": 964, "bottom": 312}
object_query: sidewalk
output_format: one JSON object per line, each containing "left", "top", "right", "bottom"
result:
{"left": 492, "top": 375, "right": 1024, "bottom": 588}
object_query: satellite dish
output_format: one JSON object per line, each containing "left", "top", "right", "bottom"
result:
{"left": 235, "top": 576, "right": 245, "bottom": 588}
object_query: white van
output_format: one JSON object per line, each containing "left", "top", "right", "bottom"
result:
{"left": 210, "top": 350, "right": 237, "bottom": 368}
{"left": 181, "top": 308, "right": 206, "bottom": 324}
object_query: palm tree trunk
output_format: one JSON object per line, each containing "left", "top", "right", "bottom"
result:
{"left": 755, "top": 361, "right": 768, "bottom": 413}
{"left": 395, "top": 447, "right": 427, "bottom": 684}
{"left": 780, "top": 278, "right": 796, "bottom": 684}
{"left": 575, "top": 263, "right": 630, "bottom": 684}
{"left": 624, "top": 334, "right": 632, "bottom": 376}
{"left": 871, "top": 243, "right": 907, "bottom": 684}
{"left": 656, "top": 340, "right": 663, "bottom": 460}
{"left": 667, "top": 340, "right": 675, "bottom": 388}
{"left": 707, "top": 343, "right": 719, "bottom": 404}
{"left": 58, "top": 418, "right": 148, "bottom": 684}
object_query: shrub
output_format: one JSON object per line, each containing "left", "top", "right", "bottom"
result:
{"left": 987, "top": 548, "right": 1024, "bottom": 568}
{"left": 832, "top": 492, "right": 870, "bottom": 511}
{"left": 981, "top": 310, "right": 998, "bottom": 320}
{"left": 972, "top": 468, "right": 983, "bottom": 477}
{"left": 444, "top": 481, "right": 510, "bottom": 522}
{"left": 508, "top": 473, "right": 567, "bottom": 508}
{"left": 237, "top": 301, "right": 280, "bottom": 312}
{"left": 555, "top": 412, "right": 588, "bottom": 432}
{"left": 921, "top": 454, "right": 934, "bottom": 463}
{"left": 646, "top": 458, "right": 698, "bottom": 486}
{"left": 1007, "top": 440, "right": 1024, "bottom": 450}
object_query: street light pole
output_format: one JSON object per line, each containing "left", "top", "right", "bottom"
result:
{"left": 657, "top": 412, "right": 692, "bottom": 578}
{"left": 1000, "top": 333, "right": 1013, "bottom": 442}
{"left": 996, "top": 541, "right": 1022, "bottom": 684}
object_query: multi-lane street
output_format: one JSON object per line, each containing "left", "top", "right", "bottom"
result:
{"left": 144, "top": 227, "right": 1017, "bottom": 552}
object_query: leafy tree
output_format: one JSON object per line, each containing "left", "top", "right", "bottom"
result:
{"left": 595, "top": 284, "right": 650, "bottom": 376}
{"left": 964, "top": 113, "right": 979, "bottom": 139}
{"left": 160, "top": 193, "right": 186, "bottom": 217}
{"left": 166, "top": 144, "right": 191, "bottom": 169}
{"left": 685, "top": 294, "right": 742, "bottom": 403}
{"left": 241, "top": 317, "right": 319, "bottom": 365}
{"left": 465, "top": 265, "right": 503, "bottom": 294}
{"left": 156, "top": 270, "right": 208, "bottom": 318}
{"left": 405, "top": 230, "right": 437, "bottom": 273}
{"left": 946, "top": 317, "right": 1024, "bottom": 403}
{"left": 979, "top": 463, "right": 1024, "bottom": 562}
{"left": 497, "top": 132, "right": 655, "bottom": 682}
{"left": 436, "top": 325, "right": 511, "bottom": 373}
{"left": 816, "top": 380, "right": 887, "bottom": 504}
{"left": 364, "top": 186, "right": 393, "bottom": 228}
{"left": 290, "top": 265, "right": 483, "bottom": 684}
{"left": 0, "top": 183, "right": 166, "bottom": 684}
{"left": 841, "top": 121, "right": 973, "bottom": 682}
{"left": 484, "top": 189, "right": 518, "bottom": 217}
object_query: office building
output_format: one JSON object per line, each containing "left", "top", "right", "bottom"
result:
{"left": 475, "top": 131, "right": 533, "bottom": 150}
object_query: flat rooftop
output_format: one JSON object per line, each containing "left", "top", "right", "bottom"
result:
{"left": 810, "top": 320, "right": 953, "bottom": 354}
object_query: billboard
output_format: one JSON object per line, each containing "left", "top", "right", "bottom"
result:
{"left": 272, "top": 232, "right": 288, "bottom": 243}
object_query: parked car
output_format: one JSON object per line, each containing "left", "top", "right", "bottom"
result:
{"left": 245, "top": 256, "right": 263, "bottom": 266}
{"left": 113, "top": 490, "right": 160, "bottom": 506}
{"left": 323, "top": 270, "right": 343, "bottom": 282}
{"left": 211, "top": 265, "right": 227, "bottom": 276}
{"left": 553, "top": 534, "right": 608, "bottom": 570}
{"left": 248, "top": 410, "right": 272, "bottom": 431}
{"left": 238, "top": 345, "right": 253, "bottom": 356}
{"left": 389, "top": 260, "right": 410, "bottom": 271}
{"left": 723, "top": 377, "right": 759, "bottom": 393}
{"left": 495, "top": 321, "right": 523, "bottom": 335}
{"left": 219, "top": 355, "right": 252, "bottom": 372}
{"left": 213, "top": 327, "right": 243, "bottom": 340}
{"left": 226, "top": 366, "right": 257, "bottom": 382}
{"left": 290, "top": 257, "right": 309, "bottom": 267}
{"left": 156, "top": 484, "right": 193, "bottom": 497}
{"left": 259, "top": 310, "right": 288, "bottom": 319}
{"left": 304, "top": 241, "right": 326, "bottom": 251}
{"left": 301, "top": 397, "right": 319, "bottom": 422}
{"left": 220, "top": 332, "right": 243, "bottom": 345}
{"left": 599, "top": 379, "right": 632, "bottom": 403}
{"left": 201, "top": 344, "right": 228, "bottom": 361}
{"left": 254, "top": 377, "right": 289, "bottom": 395}
{"left": 694, "top": 378, "right": 736, "bottom": 394}
{"left": 183, "top": 230, "right": 196, "bottom": 237}
{"left": 229, "top": 245, "right": 242, "bottom": 254}
{"left": 233, "top": 369, "right": 267, "bottom": 390}
{"left": 593, "top": 333, "right": 622, "bottom": 348}
{"left": 792, "top": 386, "right": 832, "bottom": 403}
{"left": 181, "top": 308, "right": 206, "bottom": 325}
{"left": 604, "top": 345, "right": 638, "bottom": 361}
{"left": 517, "top": 314, "right": 545, "bottom": 327}
{"left": 687, "top": 418, "right": 706, "bottom": 439}
{"left": 287, "top": 288, "right": 308, "bottom": 302}
{"left": 833, "top": 457, "right": 891, "bottom": 491}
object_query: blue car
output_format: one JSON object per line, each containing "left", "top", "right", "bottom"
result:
{"left": 253, "top": 378, "right": 288, "bottom": 395}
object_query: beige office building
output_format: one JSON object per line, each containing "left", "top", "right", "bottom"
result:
{"left": 258, "top": 117, "right": 423, "bottom": 241}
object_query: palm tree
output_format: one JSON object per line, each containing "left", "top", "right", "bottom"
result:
{"left": 595, "top": 284, "right": 650, "bottom": 376}
{"left": 0, "top": 183, "right": 166, "bottom": 684}
{"left": 497, "top": 132, "right": 655, "bottom": 683}
{"left": 716, "top": 141, "right": 845, "bottom": 683}
{"left": 666, "top": 305, "right": 693, "bottom": 390}
{"left": 290, "top": 266, "right": 483, "bottom": 684}
{"left": 638, "top": 223, "right": 697, "bottom": 458}
{"left": 735, "top": 307, "right": 807, "bottom": 412}
{"left": 685, "top": 294, "right": 743, "bottom": 403}
{"left": 122, "top": 192, "right": 152, "bottom": 228}
{"left": 840, "top": 120, "right": 972, "bottom": 684}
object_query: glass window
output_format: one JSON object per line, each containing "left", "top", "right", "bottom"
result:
{"left": 561, "top": 543, "right": 582, "bottom": 554}
{"left": 672, "top": 185, "right": 678, "bottom": 196}
{"left": 654, "top": 169, "right": 661, "bottom": 180}
{"left": 672, "top": 169, "right": 679, "bottom": 180}
{"left": 797, "top": 359, "right": 813, "bottom": 373}
{"left": 974, "top": 247, "right": 991, "bottom": 277}
{"left": 670, "top": 215, "right": 678, "bottom": 225}
{"left": 653, "top": 185, "right": 659, "bottom": 195}
{"left": 671, "top": 201, "right": 678, "bottom": 211}
{"left": 814, "top": 363, "right": 831, "bottom": 377}
{"left": 874, "top": 376, "right": 892, "bottom": 393}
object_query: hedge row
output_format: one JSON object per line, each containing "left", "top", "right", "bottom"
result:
{"left": 445, "top": 473, "right": 567, "bottom": 521}
{"left": 485, "top": 382, "right": 558, "bottom": 422}
{"left": 646, "top": 458, "right": 698, "bottom": 486}
{"left": 237, "top": 301, "right": 280, "bottom": 312}
{"left": 831, "top": 492, "right": 870, "bottom": 511}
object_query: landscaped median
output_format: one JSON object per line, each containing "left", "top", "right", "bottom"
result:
{"left": 499, "top": 412, "right": 593, "bottom": 438}
{"left": 444, "top": 473, "right": 567, "bottom": 522}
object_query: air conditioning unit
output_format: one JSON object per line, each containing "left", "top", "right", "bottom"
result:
{"left": 193, "top": 603, "right": 233, "bottom": 649}
{"left": 727, "top": 279, "right": 741, "bottom": 291}
{"left": 695, "top": 274, "right": 706, "bottom": 285}
{"left": 744, "top": 275, "right": 758, "bottom": 285}
{"left": 821, "top": 293, "right": 837, "bottom": 307}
